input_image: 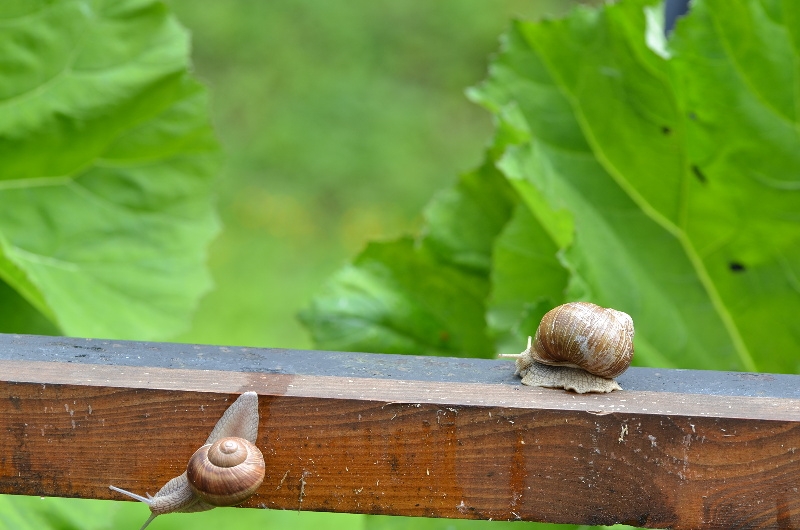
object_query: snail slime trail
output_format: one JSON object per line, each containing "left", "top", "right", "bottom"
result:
{"left": 500, "top": 302, "right": 635, "bottom": 394}
{"left": 109, "top": 392, "right": 265, "bottom": 530}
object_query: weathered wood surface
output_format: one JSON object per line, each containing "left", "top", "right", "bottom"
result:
{"left": 0, "top": 333, "right": 798, "bottom": 529}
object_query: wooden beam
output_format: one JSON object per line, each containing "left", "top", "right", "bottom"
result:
{"left": 0, "top": 333, "right": 798, "bottom": 529}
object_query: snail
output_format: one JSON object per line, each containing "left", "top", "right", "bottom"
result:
{"left": 109, "top": 391, "right": 265, "bottom": 530}
{"left": 501, "top": 302, "right": 634, "bottom": 393}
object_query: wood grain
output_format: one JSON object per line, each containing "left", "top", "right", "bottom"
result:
{"left": 0, "top": 341, "right": 799, "bottom": 528}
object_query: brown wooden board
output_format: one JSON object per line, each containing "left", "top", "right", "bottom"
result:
{"left": 0, "top": 333, "right": 799, "bottom": 529}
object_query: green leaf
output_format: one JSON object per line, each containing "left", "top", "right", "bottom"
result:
{"left": 304, "top": 0, "right": 800, "bottom": 376}
{"left": 0, "top": 496, "right": 121, "bottom": 530}
{"left": 423, "top": 161, "right": 517, "bottom": 275}
{"left": 299, "top": 236, "right": 493, "bottom": 357}
{"left": 0, "top": 0, "right": 219, "bottom": 339}
{"left": 488, "top": 203, "right": 568, "bottom": 355}
{"left": 668, "top": 0, "right": 800, "bottom": 373}
{"left": 300, "top": 160, "right": 515, "bottom": 358}
{"left": 475, "top": 0, "right": 800, "bottom": 373}
{"left": 0, "top": 280, "right": 59, "bottom": 336}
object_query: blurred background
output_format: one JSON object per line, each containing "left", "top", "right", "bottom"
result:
{"left": 164, "top": 0, "right": 596, "bottom": 351}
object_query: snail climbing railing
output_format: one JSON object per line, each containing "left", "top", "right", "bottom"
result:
{"left": 0, "top": 333, "right": 798, "bottom": 529}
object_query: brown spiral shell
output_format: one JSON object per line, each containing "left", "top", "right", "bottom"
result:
{"left": 531, "top": 302, "right": 634, "bottom": 379}
{"left": 186, "top": 436, "right": 266, "bottom": 507}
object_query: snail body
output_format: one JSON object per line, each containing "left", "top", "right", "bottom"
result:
{"left": 109, "top": 391, "right": 264, "bottom": 530}
{"left": 502, "top": 302, "right": 634, "bottom": 393}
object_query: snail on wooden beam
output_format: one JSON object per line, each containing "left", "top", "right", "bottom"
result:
{"left": 109, "top": 391, "right": 265, "bottom": 530}
{"left": 501, "top": 302, "right": 634, "bottom": 393}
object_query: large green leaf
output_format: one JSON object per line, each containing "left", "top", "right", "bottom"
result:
{"left": 488, "top": 202, "right": 568, "bottom": 355}
{"left": 668, "top": 0, "right": 800, "bottom": 373}
{"left": 472, "top": 8, "right": 742, "bottom": 371}
{"left": 303, "top": 0, "right": 800, "bottom": 375}
{"left": 0, "top": 0, "right": 219, "bottom": 339}
{"left": 475, "top": 0, "right": 800, "bottom": 373}
{"left": 299, "top": 158, "right": 515, "bottom": 358}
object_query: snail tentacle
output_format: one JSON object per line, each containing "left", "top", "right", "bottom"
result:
{"left": 108, "top": 485, "right": 152, "bottom": 504}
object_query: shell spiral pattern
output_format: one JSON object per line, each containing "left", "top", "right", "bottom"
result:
{"left": 187, "top": 437, "right": 266, "bottom": 506}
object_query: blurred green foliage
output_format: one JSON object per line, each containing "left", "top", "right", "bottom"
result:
{"left": 165, "top": 0, "right": 593, "bottom": 350}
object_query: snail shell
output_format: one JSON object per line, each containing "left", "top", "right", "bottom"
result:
{"left": 502, "top": 302, "right": 634, "bottom": 393}
{"left": 531, "top": 302, "right": 634, "bottom": 378}
{"left": 109, "top": 391, "right": 264, "bottom": 530}
{"left": 187, "top": 436, "right": 265, "bottom": 506}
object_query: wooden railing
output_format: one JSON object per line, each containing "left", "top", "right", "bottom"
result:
{"left": 0, "top": 333, "right": 798, "bottom": 529}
